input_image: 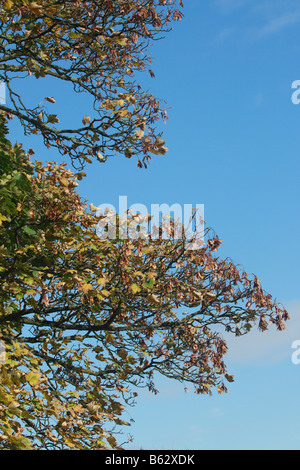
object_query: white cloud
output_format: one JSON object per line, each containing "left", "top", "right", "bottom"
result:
{"left": 214, "top": 0, "right": 251, "bottom": 14}
{"left": 213, "top": 0, "right": 300, "bottom": 42}
{"left": 222, "top": 299, "right": 300, "bottom": 365}
{"left": 212, "top": 27, "right": 237, "bottom": 46}
{"left": 252, "top": 9, "right": 300, "bottom": 39}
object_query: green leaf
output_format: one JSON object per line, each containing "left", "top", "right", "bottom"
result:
{"left": 142, "top": 279, "right": 155, "bottom": 289}
{"left": 68, "top": 32, "right": 79, "bottom": 39}
{"left": 23, "top": 226, "right": 37, "bottom": 236}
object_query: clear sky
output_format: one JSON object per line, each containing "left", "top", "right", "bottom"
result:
{"left": 7, "top": 0, "right": 300, "bottom": 450}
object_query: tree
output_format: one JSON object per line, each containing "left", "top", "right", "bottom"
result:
{"left": 0, "top": 0, "right": 289, "bottom": 451}
{"left": 0, "top": 0, "right": 183, "bottom": 169}
{"left": 0, "top": 117, "right": 289, "bottom": 449}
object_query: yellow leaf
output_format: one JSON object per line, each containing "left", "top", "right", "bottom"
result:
{"left": 26, "top": 371, "right": 40, "bottom": 385}
{"left": 101, "top": 289, "right": 110, "bottom": 297}
{"left": 118, "top": 109, "right": 130, "bottom": 117}
{"left": 130, "top": 284, "right": 141, "bottom": 294}
{"left": 47, "top": 114, "right": 60, "bottom": 124}
{"left": 60, "top": 178, "right": 69, "bottom": 187}
{"left": 3, "top": 0, "right": 13, "bottom": 10}
{"left": 89, "top": 203, "right": 99, "bottom": 212}
{"left": 82, "top": 115, "right": 91, "bottom": 125}
{"left": 203, "top": 383, "right": 211, "bottom": 389}
{"left": 81, "top": 283, "right": 93, "bottom": 293}
{"left": 116, "top": 37, "right": 128, "bottom": 46}
{"left": 114, "top": 99, "right": 125, "bottom": 107}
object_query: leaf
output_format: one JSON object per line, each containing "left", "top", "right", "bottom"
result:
{"left": 89, "top": 203, "right": 99, "bottom": 212}
{"left": 81, "top": 283, "right": 93, "bottom": 293}
{"left": 11, "top": 435, "right": 32, "bottom": 450}
{"left": 7, "top": 401, "right": 20, "bottom": 411}
{"left": 202, "top": 383, "right": 211, "bottom": 390}
{"left": 82, "top": 115, "right": 91, "bottom": 125}
{"left": 39, "top": 51, "right": 48, "bottom": 61}
{"left": 225, "top": 374, "right": 234, "bottom": 383}
{"left": 60, "top": 178, "right": 69, "bottom": 187}
{"left": 75, "top": 172, "right": 86, "bottom": 181}
{"left": 134, "top": 128, "right": 144, "bottom": 140}
{"left": 3, "top": 0, "right": 13, "bottom": 10}
{"left": 130, "top": 284, "right": 141, "bottom": 294}
{"left": 142, "top": 279, "right": 155, "bottom": 289}
{"left": 47, "top": 114, "right": 60, "bottom": 124}
{"left": 26, "top": 371, "right": 40, "bottom": 385}
{"left": 124, "top": 148, "right": 132, "bottom": 158}
{"left": 107, "top": 435, "right": 117, "bottom": 448}
{"left": 100, "top": 289, "right": 110, "bottom": 297}
{"left": 45, "top": 96, "right": 56, "bottom": 104}
{"left": 118, "top": 109, "right": 130, "bottom": 117}
{"left": 68, "top": 32, "right": 79, "bottom": 39}
{"left": 28, "top": 2, "right": 43, "bottom": 15}
{"left": 116, "top": 37, "right": 128, "bottom": 46}
{"left": 23, "top": 226, "right": 37, "bottom": 236}
{"left": 149, "top": 146, "right": 168, "bottom": 155}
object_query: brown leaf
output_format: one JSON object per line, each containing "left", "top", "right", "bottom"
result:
{"left": 45, "top": 96, "right": 56, "bottom": 104}
{"left": 225, "top": 374, "right": 234, "bottom": 383}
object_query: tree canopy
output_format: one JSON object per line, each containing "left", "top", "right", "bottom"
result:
{"left": 0, "top": 0, "right": 289, "bottom": 451}
{"left": 0, "top": 116, "right": 289, "bottom": 449}
{"left": 0, "top": 0, "right": 183, "bottom": 168}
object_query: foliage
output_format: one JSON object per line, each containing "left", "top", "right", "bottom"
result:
{"left": 0, "top": 0, "right": 183, "bottom": 168}
{"left": 0, "top": 117, "right": 289, "bottom": 449}
{"left": 0, "top": 0, "right": 289, "bottom": 451}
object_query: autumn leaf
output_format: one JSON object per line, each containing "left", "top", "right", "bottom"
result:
{"left": 225, "top": 374, "right": 234, "bottom": 383}
{"left": 45, "top": 97, "right": 56, "bottom": 104}
{"left": 130, "top": 284, "right": 141, "bottom": 294}
{"left": 134, "top": 128, "right": 144, "bottom": 140}
{"left": 75, "top": 172, "right": 86, "bottom": 181}
{"left": 3, "top": 0, "right": 13, "bottom": 10}
{"left": 28, "top": 2, "right": 43, "bottom": 15}
{"left": 89, "top": 203, "right": 99, "bottom": 212}
{"left": 124, "top": 148, "right": 132, "bottom": 158}
{"left": 47, "top": 114, "right": 60, "bottom": 124}
{"left": 82, "top": 115, "right": 91, "bottom": 125}
{"left": 0, "top": 1, "right": 289, "bottom": 451}
{"left": 80, "top": 283, "right": 93, "bottom": 293}
{"left": 26, "top": 371, "right": 40, "bottom": 386}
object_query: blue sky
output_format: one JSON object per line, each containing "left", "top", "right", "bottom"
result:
{"left": 6, "top": 0, "right": 300, "bottom": 450}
